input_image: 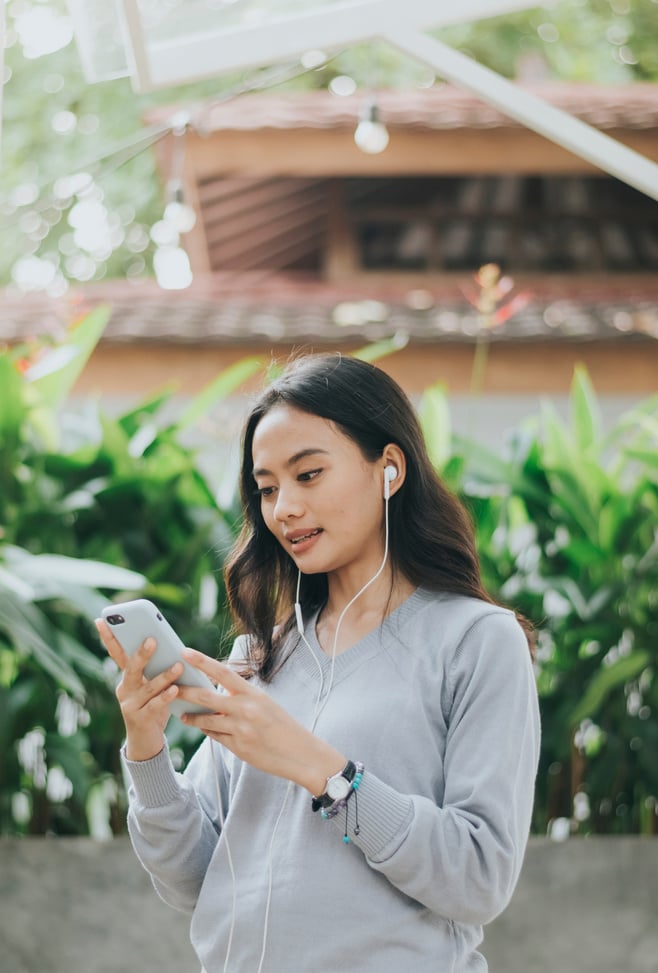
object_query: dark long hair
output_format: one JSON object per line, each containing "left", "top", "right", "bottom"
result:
{"left": 224, "top": 353, "right": 534, "bottom": 679}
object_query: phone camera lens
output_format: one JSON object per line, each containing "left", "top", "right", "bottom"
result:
{"left": 106, "top": 614, "right": 125, "bottom": 625}
{"left": 156, "top": 613, "right": 163, "bottom": 620}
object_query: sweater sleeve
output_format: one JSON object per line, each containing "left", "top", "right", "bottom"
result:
{"left": 122, "top": 637, "right": 252, "bottom": 913}
{"left": 123, "top": 730, "right": 229, "bottom": 914}
{"left": 337, "top": 610, "right": 540, "bottom": 926}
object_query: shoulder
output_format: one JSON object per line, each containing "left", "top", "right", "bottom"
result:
{"left": 227, "top": 633, "right": 259, "bottom": 676}
{"left": 399, "top": 588, "right": 530, "bottom": 677}
{"left": 408, "top": 588, "right": 523, "bottom": 644}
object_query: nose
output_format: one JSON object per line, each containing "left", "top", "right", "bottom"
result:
{"left": 272, "top": 482, "right": 304, "bottom": 522}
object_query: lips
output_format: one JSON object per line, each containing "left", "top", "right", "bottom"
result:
{"left": 287, "top": 528, "right": 323, "bottom": 545}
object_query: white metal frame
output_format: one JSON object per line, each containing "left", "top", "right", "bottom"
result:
{"left": 0, "top": 2, "right": 4, "bottom": 161}
{"left": 119, "top": 0, "right": 537, "bottom": 89}
{"left": 110, "top": 0, "right": 658, "bottom": 201}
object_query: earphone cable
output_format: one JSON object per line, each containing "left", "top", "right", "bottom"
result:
{"left": 226, "top": 487, "right": 392, "bottom": 972}
{"left": 255, "top": 780, "right": 293, "bottom": 973}
{"left": 319, "top": 487, "right": 391, "bottom": 717}
{"left": 210, "top": 738, "right": 237, "bottom": 973}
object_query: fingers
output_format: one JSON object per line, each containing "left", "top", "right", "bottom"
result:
{"left": 182, "top": 647, "right": 248, "bottom": 695}
{"left": 121, "top": 642, "right": 183, "bottom": 698}
{"left": 96, "top": 620, "right": 184, "bottom": 710}
{"left": 95, "top": 618, "right": 129, "bottom": 670}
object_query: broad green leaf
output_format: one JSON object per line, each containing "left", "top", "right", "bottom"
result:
{"left": 3, "top": 546, "right": 145, "bottom": 597}
{"left": 562, "top": 536, "right": 604, "bottom": 569}
{"left": 624, "top": 447, "right": 658, "bottom": 470}
{"left": 569, "top": 651, "right": 650, "bottom": 725}
{"left": 0, "top": 566, "right": 35, "bottom": 601}
{"left": 453, "top": 434, "right": 512, "bottom": 484}
{"left": 541, "top": 400, "right": 606, "bottom": 515}
{"left": 507, "top": 495, "right": 530, "bottom": 531}
{"left": 176, "top": 356, "right": 263, "bottom": 431}
{"left": 119, "top": 386, "right": 176, "bottom": 437}
{"left": 351, "top": 334, "right": 409, "bottom": 363}
{"left": 0, "top": 357, "right": 25, "bottom": 450}
{"left": 418, "top": 383, "right": 451, "bottom": 471}
{"left": 99, "top": 413, "right": 133, "bottom": 477}
{"left": 541, "top": 399, "right": 574, "bottom": 468}
{"left": 545, "top": 469, "right": 599, "bottom": 534}
{"left": 25, "top": 306, "right": 111, "bottom": 409}
{"left": 0, "top": 591, "right": 86, "bottom": 699}
{"left": 570, "top": 364, "right": 602, "bottom": 455}
{"left": 54, "top": 628, "right": 108, "bottom": 681}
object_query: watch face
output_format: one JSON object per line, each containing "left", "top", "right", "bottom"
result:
{"left": 326, "top": 776, "right": 351, "bottom": 800}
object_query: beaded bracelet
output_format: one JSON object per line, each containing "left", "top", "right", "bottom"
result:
{"left": 320, "top": 762, "right": 364, "bottom": 843}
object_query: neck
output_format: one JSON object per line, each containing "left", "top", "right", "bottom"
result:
{"left": 325, "top": 562, "right": 391, "bottom": 617}
{"left": 316, "top": 570, "right": 415, "bottom": 657}
{"left": 323, "top": 565, "right": 415, "bottom": 625}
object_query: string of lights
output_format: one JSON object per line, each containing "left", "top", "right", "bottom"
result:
{"left": 1, "top": 45, "right": 394, "bottom": 291}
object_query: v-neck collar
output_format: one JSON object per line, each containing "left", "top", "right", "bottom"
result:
{"left": 291, "top": 587, "right": 431, "bottom": 687}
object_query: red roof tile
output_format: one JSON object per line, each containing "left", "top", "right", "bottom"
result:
{"left": 145, "top": 84, "right": 658, "bottom": 134}
{"left": 1, "top": 275, "right": 657, "bottom": 345}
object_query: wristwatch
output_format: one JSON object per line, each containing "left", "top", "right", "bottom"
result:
{"left": 311, "top": 760, "right": 357, "bottom": 812}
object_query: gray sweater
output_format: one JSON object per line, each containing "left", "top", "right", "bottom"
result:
{"left": 123, "top": 588, "right": 540, "bottom": 973}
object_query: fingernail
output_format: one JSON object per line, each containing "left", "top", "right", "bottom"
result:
{"left": 144, "top": 637, "right": 156, "bottom": 651}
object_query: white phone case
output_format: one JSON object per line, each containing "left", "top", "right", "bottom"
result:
{"left": 101, "top": 598, "right": 215, "bottom": 717}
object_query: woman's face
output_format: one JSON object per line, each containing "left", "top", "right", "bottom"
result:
{"left": 251, "top": 404, "right": 387, "bottom": 579}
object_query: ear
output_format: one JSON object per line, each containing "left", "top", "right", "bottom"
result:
{"left": 381, "top": 444, "right": 406, "bottom": 499}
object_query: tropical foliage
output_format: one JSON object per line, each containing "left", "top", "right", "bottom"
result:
{"left": 420, "top": 368, "right": 658, "bottom": 835}
{"left": 1, "top": 313, "right": 656, "bottom": 837}
{"left": 0, "top": 309, "right": 262, "bottom": 834}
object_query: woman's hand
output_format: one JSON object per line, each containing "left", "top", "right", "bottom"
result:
{"left": 177, "top": 648, "right": 346, "bottom": 796}
{"left": 95, "top": 618, "right": 182, "bottom": 762}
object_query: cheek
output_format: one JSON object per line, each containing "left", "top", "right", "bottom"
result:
{"left": 259, "top": 500, "right": 277, "bottom": 534}
{"left": 333, "top": 484, "right": 382, "bottom": 528}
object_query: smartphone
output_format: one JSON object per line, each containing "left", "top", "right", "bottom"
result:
{"left": 101, "top": 598, "right": 215, "bottom": 717}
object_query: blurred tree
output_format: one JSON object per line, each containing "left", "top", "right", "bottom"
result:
{"left": 0, "top": 0, "right": 656, "bottom": 293}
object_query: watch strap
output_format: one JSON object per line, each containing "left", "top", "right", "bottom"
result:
{"left": 311, "top": 760, "right": 357, "bottom": 812}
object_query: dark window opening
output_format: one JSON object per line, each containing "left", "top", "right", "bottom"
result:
{"left": 346, "top": 175, "right": 658, "bottom": 274}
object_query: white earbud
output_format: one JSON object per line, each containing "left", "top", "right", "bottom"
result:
{"left": 383, "top": 465, "right": 398, "bottom": 500}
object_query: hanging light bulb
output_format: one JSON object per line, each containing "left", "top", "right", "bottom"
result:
{"left": 354, "top": 99, "right": 390, "bottom": 155}
{"left": 154, "top": 245, "right": 193, "bottom": 290}
{"left": 163, "top": 178, "right": 197, "bottom": 233}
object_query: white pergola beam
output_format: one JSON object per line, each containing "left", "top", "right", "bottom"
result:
{"left": 115, "top": 0, "right": 658, "bottom": 202}
{"left": 0, "top": 2, "right": 4, "bottom": 162}
{"left": 389, "top": 27, "right": 658, "bottom": 201}
{"left": 120, "top": 0, "right": 539, "bottom": 91}
{"left": 119, "top": 0, "right": 154, "bottom": 90}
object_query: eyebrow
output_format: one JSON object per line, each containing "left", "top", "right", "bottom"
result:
{"left": 252, "top": 447, "right": 330, "bottom": 479}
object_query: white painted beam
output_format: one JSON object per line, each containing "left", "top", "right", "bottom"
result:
{"left": 0, "top": 2, "right": 4, "bottom": 162}
{"left": 388, "top": 27, "right": 658, "bottom": 201}
{"left": 119, "top": 0, "right": 539, "bottom": 91}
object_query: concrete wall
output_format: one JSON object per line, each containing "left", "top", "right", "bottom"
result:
{"left": 2, "top": 837, "right": 656, "bottom": 973}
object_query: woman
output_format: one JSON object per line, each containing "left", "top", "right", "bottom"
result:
{"left": 97, "top": 353, "right": 540, "bottom": 973}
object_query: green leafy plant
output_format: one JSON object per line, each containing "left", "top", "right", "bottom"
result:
{"left": 3, "top": 311, "right": 656, "bottom": 838}
{"left": 0, "top": 310, "right": 263, "bottom": 835}
{"left": 420, "top": 367, "right": 658, "bottom": 835}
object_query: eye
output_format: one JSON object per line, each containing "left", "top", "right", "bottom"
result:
{"left": 298, "top": 468, "right": 322, "bottom": 482}
{"left": 255, "top": 484, "right": 276, "bottom": 498}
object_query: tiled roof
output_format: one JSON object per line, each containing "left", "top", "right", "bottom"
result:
{"left": 150, "top": 83, "right": 658, "bottom": 134}
{"left": 2, "top": 276, "right": 657, "bottom": 345}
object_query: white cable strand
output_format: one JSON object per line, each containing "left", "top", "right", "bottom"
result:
{"left": 316, "top": 489, "right": 391, "bottom": 723}
{"left": 227, "top": 490, "right": 392, "bottom": 972}
{"left": 255, "top": 779, "right": 293, "bottom": 973}
{"left": 209, "top": 738, "right": 238, "bottom": 973}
